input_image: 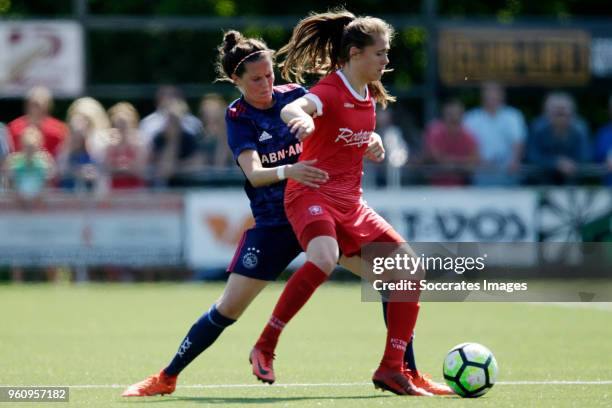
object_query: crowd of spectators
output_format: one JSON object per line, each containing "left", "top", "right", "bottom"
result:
{"left": 407, "top": 81, "right": 611, "bottom": 187}
{"left": 0, "top": 85, "right": 233, "bottom": 204}
{"left": 1, "top": 83, "right": 611, "bottom": 202}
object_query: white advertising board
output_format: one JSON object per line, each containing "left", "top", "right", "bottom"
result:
{"left": 0, "top": 21, "right": 84, "bottom": 97}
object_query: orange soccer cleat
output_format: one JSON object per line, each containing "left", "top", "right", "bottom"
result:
{"left": 249, "top": 347, "right": 276, "bottom": 384}
{"left": 121, "top": 370, "right": 177, "bottom": 397}
{"left": 405, "top": 368, "right": 454, "bottom": 395}
{"left": 372, "top": 366, "right": 433, "bottom": 396}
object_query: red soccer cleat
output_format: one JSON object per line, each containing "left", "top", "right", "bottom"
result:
{"left": 406, "top": 368, "right": 454, "bottom": 395}
{"left": 249, "top": 347, "right": 275, "bottom": 384}
{"left": 372, "top": 366, "right": 433, "bottom": 396}
{"left": 121, "top": 370, "right": 177, "bottom": 397}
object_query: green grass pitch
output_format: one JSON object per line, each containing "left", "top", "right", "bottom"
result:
{"left": 1, "top": 283, "right": 611, "bottom": 407}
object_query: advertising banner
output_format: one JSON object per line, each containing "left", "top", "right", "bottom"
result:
{"left": 0, "top": 193, "right": 182, "bottom": 266}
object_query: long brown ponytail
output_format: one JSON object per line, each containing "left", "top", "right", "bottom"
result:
{"left": 277, "top": 9, "right": 396, "bottom": 108}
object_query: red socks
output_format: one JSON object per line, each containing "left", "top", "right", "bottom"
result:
{"left": 255, "top": 261, "right": 328, "bottom": 354}
{"left": 254, "top": 256, "right": 420, "bottom": 374}
{"left": 380, "top": 301, "right": 420, "bottom": 370}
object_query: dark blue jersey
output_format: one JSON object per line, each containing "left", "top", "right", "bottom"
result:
{"left": 226, "top": 84, "right": 306, "bottom": 227}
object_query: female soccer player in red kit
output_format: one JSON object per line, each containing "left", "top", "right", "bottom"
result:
{"left": 249, "top": 10, "right": 451, "bottom": 396}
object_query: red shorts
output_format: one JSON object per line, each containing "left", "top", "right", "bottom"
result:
{"left": 284, "top": 192, "right": 396, "bottom": 257}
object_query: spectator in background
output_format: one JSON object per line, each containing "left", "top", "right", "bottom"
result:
{"left": 594, "top": 94, "right": 612, "bottom": 186}
{"left": 0, "top": 122, "right": 10, "bottom": 166}
{"left": 8, "top": 86, "right": 68, "bottom": 158}
{"left": 532, "top": 93, "right": 589, "bottom": 138}
{"left": 464, "top": 81, "right": 527, "bottom": 186}
{"left": 424, "top": 98, "right": 479, "bottom": 186}
{"left": 199, "top": 93, "right": 232, "bottom": 167}
{"left": 527, "top": 92, "right": 592, "bottom": 184}
{"left": 3, "top": 127, "right": 56, "bottom": 283}
{"left": 3, "top": 126, "right": 55, "bottom": 208}
{"left": 365, "top": 107, "right": 408, "bottom": 187}
{"left": 104, "top": 102, "right": 148, "bottom": 189}
{"left": 67, "top": 97, "right": 112, "bottom": 163}
{"left": 56, "top": 98, "right": 111, "bottom": 192}
{"left": 151, "top": 99, "right": 204, "bottom": 187}
{"left": 140, "top": 85, "right": 203, "bottom": 149}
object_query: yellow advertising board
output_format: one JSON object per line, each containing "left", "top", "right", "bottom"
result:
{"left": 439, "top": 28, "right": 590, "bottom": 86}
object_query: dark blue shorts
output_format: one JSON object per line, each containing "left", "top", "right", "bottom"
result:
{"left": 227, "top": 224, "right": 303, "bottom": 281}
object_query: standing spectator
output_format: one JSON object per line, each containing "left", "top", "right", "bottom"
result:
{"left": 3, "top": 126, "right": 55, "bottom": 208}
{"left": 594, "top": 94, "right": 612, "bottom": 186}
{"left": 8, "top": 86, "right": 68, "bottom": 158}
{"left": 0, "top": 122, "right": 10, "bottom": 164}
{"left": 67, "top": 97, "right": 112, "bottom": 163}
{"left": 104, "top": 102, "right": 148, "bottom": 189}
{"left": 526, "top": 92, "right": 592, "bottom": 184}
{"left": 365, "top": 107, "right": 408, "bottom": 187}
{"left": 3, "top": 127, "right": 56, "bottom": 283}
{"left": 140, "top": 85, "right": 203, "bottom": 148}
{"left": 199, "top": 93, "right": 232, "bottom": 167}
{"left": 532, "top": 93, "right": 589, "bottom": 138}
{"left": 151, "top": 99, "right": 204, "bottom": 187}
{"left": 424, "top": 99, "right": 479, "bottom": 186}
{"left": 464, "top": 81, "right": 527, "bottom": 186}
{"left": 56, "top": 98, "right": 111, "bottom": 192}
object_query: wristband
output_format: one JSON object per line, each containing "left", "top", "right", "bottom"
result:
{"left": 276, "top": 165, "right": 286, "bottom": 180}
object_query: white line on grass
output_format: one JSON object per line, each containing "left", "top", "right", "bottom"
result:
{"left": 528, "top": 302, "right": 612, "bottom": 312}
{"left": 8, "top": 380, "right": 611, "bottom": 389}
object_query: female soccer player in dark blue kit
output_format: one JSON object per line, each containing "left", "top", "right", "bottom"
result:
{"left": 122, "top": 29, "right": 432, "bottom": 397}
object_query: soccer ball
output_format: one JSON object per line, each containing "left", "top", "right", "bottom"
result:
{"left": 443, "top": 342, "right": 498, "bottom": 398}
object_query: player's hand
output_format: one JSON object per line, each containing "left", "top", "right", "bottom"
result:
{"left": 286, "top": 159, "right": 329, "bottom": 188}
{"left": 287, "top": 115, "right": 315, "bottom": 141}
{"left": 365, "top": 132, "right": 385, "bottom": 162}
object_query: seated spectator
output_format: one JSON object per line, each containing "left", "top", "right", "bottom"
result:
{"left": 104, "top": 102, "right": 148, "bottom": 189}
{"left": 424, "top": 99, "right": 479, "bottom": 186}
{"left": 464, "top": 81, "right": 526, "bottom": 186}
{"left": 140, "top": 85, "right": 203, "bottom": 149}
{"left": 594, "top": 94, "right": 612, "bottom": 186}
{"left": 199, "top": 93, "right": 232, "bottom": 168}
{"left": 8, "top": 86, "right": 68, "bottom": 158}
{"left": 527, "top": 92, "right": 592, "bottom": 184}
{"left": 3, "top": 126, "right": 55, "bottom": 208}
{"left": 151, "top": 99, "right": 204, "bottom": 187}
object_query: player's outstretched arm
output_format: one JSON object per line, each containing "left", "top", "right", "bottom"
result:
{"left": 237, "top": 150, "right": 328, "bottom": 188}
{"left": 280, "top": 97, "right": 317, "bottom": 141}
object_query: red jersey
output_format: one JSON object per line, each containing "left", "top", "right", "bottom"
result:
{"left": 285, "top": 71, "right": 375, "bottom": 212}
{"left": 8, "top": 115, "right": 68, "bottom": 158}
{"left": 105, "top": 143, "right": 145, "bottom": 189}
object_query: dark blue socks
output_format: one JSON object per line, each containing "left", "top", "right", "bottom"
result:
{"left": 164, "top": 304, "right": 236, "bottom": 376}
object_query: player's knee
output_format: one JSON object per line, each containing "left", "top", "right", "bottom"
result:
{"left": 307, "top": 251, "right": 337, "bottom": 273}
{"left": 305, "top": 236, "right": 338, "bottom": 273}
{"left": 215, "top": 298, "right": 246, "bottom": 320}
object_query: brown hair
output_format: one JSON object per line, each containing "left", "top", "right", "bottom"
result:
{"left": 216, "top": 30, "right": 273, "bottom": 82}
{"left": 277, "top": 9, "right": 396, "bottom": 108}
{"left": 108, "top": 102, "right": 140, "bottom": 129}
